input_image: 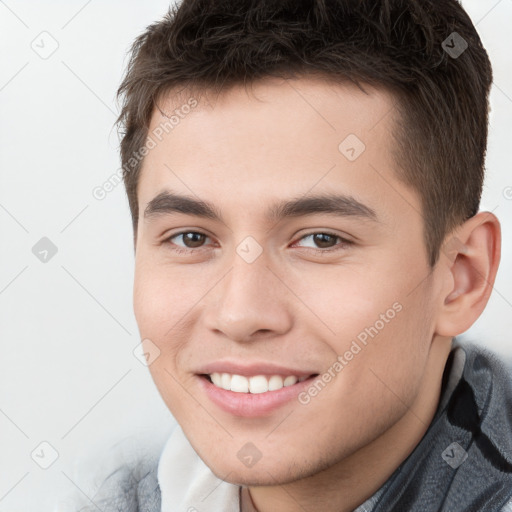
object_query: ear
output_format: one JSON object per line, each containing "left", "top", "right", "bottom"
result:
{"left": 434, "top": 211, "right": 501, "bottom": 337}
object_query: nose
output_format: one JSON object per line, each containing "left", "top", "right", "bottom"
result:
{"left": 203, "top": 251, "right": 293, "bottom": 343}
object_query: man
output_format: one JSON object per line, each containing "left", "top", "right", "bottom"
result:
{"left": 86, "top": 0, "right": 512, "bottom": 510}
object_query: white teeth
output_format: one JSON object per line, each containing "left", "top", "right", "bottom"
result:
{"left": 230, "top": 374, "right": 249, "bottom": 393}
{"left": 208, "top": 373, "right": 309, "bottom": 393}
{"left": 211, "top": 372, "right": 222, "bottom": 387}
{"left": 249, "top": 375, "right": 268, "bottom": 394}
{"left": 283, "top": 376, "right": 298, "bottom": 387}
{"left": 221, "top": 373, "right": 231, "bottom": 391}
{"left": 268, "top": 375, "right": 284, "bottom": 391}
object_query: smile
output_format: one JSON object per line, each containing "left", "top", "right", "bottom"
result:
{"left": 198, "top": 372, "right": 319, "bottom": 417}
{"left": 206, "top": 373, "right": 311, "bottom": 394}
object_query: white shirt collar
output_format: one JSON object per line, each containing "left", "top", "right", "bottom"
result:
{"left": 157, "top": 424, "right": 241, "bottom": 512}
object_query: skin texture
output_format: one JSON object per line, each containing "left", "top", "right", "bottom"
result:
{"left": 133, "top": 77, "right": 501, "bottom": 512}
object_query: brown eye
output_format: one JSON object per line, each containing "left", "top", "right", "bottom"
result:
{"left": 294, "top": 232, "right": 353, "bottom": 253}
{"left": 166, "top": 231, "right": 210, "bottom": 250}
{"left": 181, "top": 232, "right": 207, "bottom": 248}
{"left": 297, "top": 233, "right": 340, "bottom": 249}
{"left": 312, "top": 233, "right": 337, "bottom": 248}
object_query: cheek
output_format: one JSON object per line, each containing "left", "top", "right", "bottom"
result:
{"left": 291, "top": 265, "right": 400, "bottom": 346}
{"left": 133, "top": 259, "right": 214, "bottom": 396}
{"left": 345, "top": 292, "right": 434, "bottom": 417}
{"left": 133, "top": 258, "right": 203, "bottom": 335}
{"left": 309, "top": 260, "right": 432, "bottom": 347}
{"left": 305, "top": 266, "right": 434, "bottom": 401}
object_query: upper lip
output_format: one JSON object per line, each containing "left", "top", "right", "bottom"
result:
{"left": 196, "top": 361, "right": 317, "bottom": 378}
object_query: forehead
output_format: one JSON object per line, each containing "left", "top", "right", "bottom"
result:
{"left": 137, "top": 76, "right": 416, "bottom": 227}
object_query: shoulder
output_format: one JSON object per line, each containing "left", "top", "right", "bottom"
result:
{"left": 446, "top": 340, "right": 512, "bottom": 508}
{"left": 66, "top": 433, "right": 167, "bottom": 512}
{"left": 73, "top": 454, "right": 161, "bottom": 512}
{"left": 96, "top": 454, "right": 161, "bottom": 511}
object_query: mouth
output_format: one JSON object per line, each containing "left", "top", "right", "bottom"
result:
{"left": 197, "top": 371, "right": 320, "bottom": 417}
{"left": 200, "top": 372, "right": 318, "bottom": 394}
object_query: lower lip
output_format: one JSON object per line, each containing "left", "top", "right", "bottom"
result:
{"left": 197, "top": 375, "right": 318, "bottom": 417}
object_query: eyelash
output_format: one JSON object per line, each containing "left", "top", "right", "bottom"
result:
{"left": 163, "top": 231, "right": 353, "bottom": 256}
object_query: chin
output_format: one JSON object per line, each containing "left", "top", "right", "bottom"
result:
{"left": 202, "top": 450, "right": 322, "bottom": 487}
{"left": 212, "top": 465, "right": 300, "bottom": 487}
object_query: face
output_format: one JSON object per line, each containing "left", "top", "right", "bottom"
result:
{"left": 133, "top": 77, "right": 443, "bottom": 485}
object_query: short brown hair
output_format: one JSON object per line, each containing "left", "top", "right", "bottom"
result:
{"left": 116, "top": 0, "right": 492, "bottom": 267}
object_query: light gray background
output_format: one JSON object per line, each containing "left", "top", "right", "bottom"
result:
{"left": 0, "top": 1, "right": 511, "bottom": 510}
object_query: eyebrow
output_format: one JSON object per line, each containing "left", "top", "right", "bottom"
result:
{"left": 144, "top": 190, "right": 379, "bottom": 224}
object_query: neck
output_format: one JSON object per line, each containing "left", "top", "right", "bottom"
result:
{"left": 243, "top": 336, "right": 453, "bottom": 512}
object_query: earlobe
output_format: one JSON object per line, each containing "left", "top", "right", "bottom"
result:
{"left": 435, "top": 212, "right": 501, "bottom": 337}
